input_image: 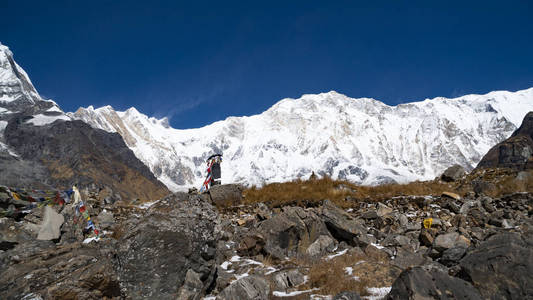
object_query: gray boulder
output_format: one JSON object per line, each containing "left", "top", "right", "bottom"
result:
{"left": 316, "top": 200, "right": 367, "bottom": 246}
{"left": 115, "top": 192, "right": 219, "bottom": 299}
{"left": 433, "top": 232, "right": 470, "bottom": 252}
{"left": 257, "top": 206, "right": 331, "bottom": 259}
{"left": 217, "top": 276, "right": 270, "bottom": 300}
{"left": 209, "top": 184, "right": 243, "bottom": 207}
{"left": 36, "top": 206, "right": 64, "bottom": 241}
{"left": 459, "top": 232, "right": 533, "bottom": 299}
{"left": 387, "top": 265, "right": 482, "bottom": 299}
{"left": 272, "top": 269, "right": 306, "bottom": 291}
{"left": 441, "top": 164, "right": 466, "bottom": 182}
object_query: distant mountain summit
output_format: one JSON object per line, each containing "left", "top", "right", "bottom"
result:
{"left": 72, "top": 87, "right": 533, "bottom": 191}
{"left": 0, "top": 43, "right": 168, "bottom": 200}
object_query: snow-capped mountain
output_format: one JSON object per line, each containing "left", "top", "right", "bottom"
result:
{"left": 71, "top": 88, "right": 533, "bottom": 191}
{"left": 0, "top": 42, "right": 71, "bottom": 155}
{"left": 0, "top": 43, "right": 167, "bottom": 200}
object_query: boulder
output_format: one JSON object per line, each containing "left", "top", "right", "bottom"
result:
{"left": 177, "top": 269, "right": 204, "bottom": 300}
{"left": 391, "top": 248, "right": 428, "bottom": 270}
{"left": 433, "top": 232, "right": 470, "bottom": 252}
{"left": 257, "top": 206, "right": 331, "bottom": 259}
{"left": 209, "top": 184, "right": 243, "bottom": 207}
{"left": 272, "top": 269, "right": 306, "bottom": 291}
{"left": 440, "top": 246, "right": 467, "bottom": 266}
{"left": 419, "top": 229, "right": 434, "bottom": 247}
{"left": 441, "top": 191, "right": 461, "bottom": 200}
{"left": 459, "top": 232, "right": 533, "bottom": 299}
{"left": 37, "top": 206, "right": 64, "bottom": 241}
{"left": 96, "top": 209, "right": 115, "bottom": 230}
{"left": 441, "top": 165, "right": 466, "bottom": 182}
{"left": 387, "top": 265, "right": 482, "bottom": 299}
{"left": 115, "top": 192, "right": 219, "bottom": 299}
{"left": 316, "top": 200, "right": 367, "bottom": 246}
{"left": 377, "top": 203, "right": 393, "bottom": 217}
{"left": 217, "top": 275, "right": 270, "bottom": 300}
{"left": 306, "top": 234, "right": 336, "bottom": 257}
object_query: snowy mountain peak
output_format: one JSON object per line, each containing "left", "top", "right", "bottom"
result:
{"left": 72, "top": 88, "right": 533, "bottom": 192}
{"left": 0, "top": 43, "right": 41, "bottom": 107}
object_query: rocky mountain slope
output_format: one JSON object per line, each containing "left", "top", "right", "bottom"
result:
{"left": 1, "top": 177, "right": 531, "bottom": 299}
{"left": 0, "top": 43, "right": 168, "bottom": 200}
{"left": 71, "top": 88, "right": 533, "bottom": 192}
{"left": 477, "top": 111, "right": 533, "bottom": 170}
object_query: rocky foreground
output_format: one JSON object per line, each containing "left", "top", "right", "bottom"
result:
{"left": 1, "top": 180, "right": 532, "bottom": 300}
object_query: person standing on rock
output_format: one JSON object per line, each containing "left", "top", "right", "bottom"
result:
{"left": 200, "top": 154, "right": 222, "bottom": 192}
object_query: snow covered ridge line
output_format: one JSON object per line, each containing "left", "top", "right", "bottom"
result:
{"left": 70, "top": 88, "right": 533, "bottom": 191}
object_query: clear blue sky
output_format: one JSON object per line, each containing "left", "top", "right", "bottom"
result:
{"left": 2, "top": 0, "right": 532, "bottom": 128}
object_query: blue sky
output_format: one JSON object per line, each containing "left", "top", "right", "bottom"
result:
{"left": 2, "top": 1, "right": 532, "bottom": 128}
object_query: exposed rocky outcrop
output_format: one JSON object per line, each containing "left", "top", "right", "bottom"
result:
{"left": 459, "top": 232, "right": 533, "bottom": 299}
{"left": 387, "top": 265, "right": 482, "bottom": 299}
{"left": 477, "top": 111, "right": 533, "bottom": 170}
{"left": 3, "top": 117, "right": 169, "bottom": 201}
{"left": 115, "top": 192, "right": 219, "bottom": 299}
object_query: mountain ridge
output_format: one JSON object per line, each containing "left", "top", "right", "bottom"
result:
{"left": 0, "top": 43, "right": 169, "bottom": 201}
{"left": 71, "top": 87, "right": 533, "bottom": 191}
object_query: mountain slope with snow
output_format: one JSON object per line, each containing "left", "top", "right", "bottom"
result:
{"left": 0, "top": 42, "right": 72, "bottom": 156}
{"left": 71, "top": 88, "right": 533, "bottom": 191}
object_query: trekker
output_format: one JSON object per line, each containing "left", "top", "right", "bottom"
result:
{"left": 200, "top": 154, "right": 222, "bottom": 192}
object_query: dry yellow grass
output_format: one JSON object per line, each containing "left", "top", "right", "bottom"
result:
{"left": 243, "top": 169, "right": 533, "bottom": 209}
{"left": 243, "top": 176, "right": 456, "bottom": 209}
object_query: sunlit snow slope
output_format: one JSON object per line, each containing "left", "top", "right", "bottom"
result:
{"left": 71, "top": 88, "right": 533, "bottom": 191}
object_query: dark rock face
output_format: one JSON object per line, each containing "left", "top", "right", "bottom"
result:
{"left": 3, "top": 117, "right": 168, "bottom": 201}
{"left": 477, "top": 111, "right": 533, "bottom": 170}
{"left": 459, "top": 232, "right": 533, "bottom": 300}
{"left": 115, "top": 193, "right": 219, "bottom": 299}
{"left": 0, "top": 242, "right": 121, "bottom": 300}
{"left": 209, "top": 184, "right": 243, "bottom": 207}
{"left": 387, "top": 265, "right": 482, "bottom": 300}
{"left": 441, "top": 164, "right": 466, "bottom": 182}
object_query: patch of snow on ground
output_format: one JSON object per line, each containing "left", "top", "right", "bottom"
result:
{"left": 326, "top": 249, "right": 347, "bottom": 260}
{"left": 202, "top": 296, "right": 216, "bottom": 300}
{"left": 139, "top": 200, "right": 159, "bottom": 209}
{"left": 265, "top": 266, "right": 278, "bottom": 275}
{"left": 26, "top": 114, "right": 70, "bottom": 126}
{"left": 242, "top": 258, "right": 263, "bottom": 266}
{"left": 220, "top": 261, "right": 231, "bottom": 270}
{"left": 230, "top": 255, "right": 242, "bottom": 262}
{"left": 363, "top": 287, "right": 392, "bottom": 300}
{"left": 370, "top": 243, "right": 384, "bottom": 249}
{"left": 310, "top": 294, "right": 332, "bottom": 300}
{"left": 345, "top": 266, "right": 353, "bottom": 275}
{"left": 83, "top": 236, "right": 100, "bottom": 244}
{"left": 273, "top": 288, "right": 320, "bottom": 297}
